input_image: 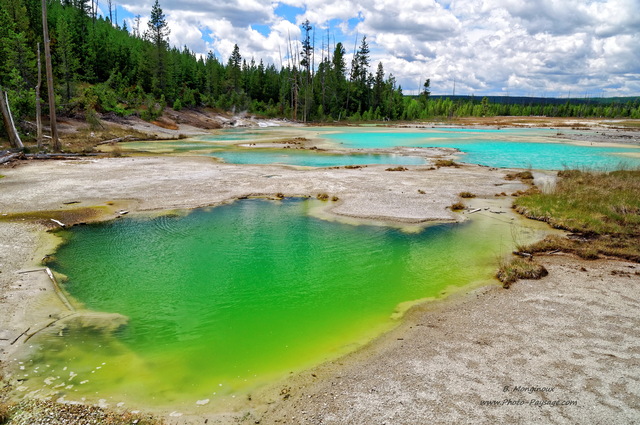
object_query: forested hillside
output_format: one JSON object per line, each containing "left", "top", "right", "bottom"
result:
{"left": 1, "top": 0, "right": 640, "bottom": 144}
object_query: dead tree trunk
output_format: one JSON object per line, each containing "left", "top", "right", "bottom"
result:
{"left": 42, "top": 0, "right": 60, "bottom": 151}
{"left": 36, "top": 42, "right": 43, "bottom": 149}
{"left": 0, "top": 88, "right": 24, "bottom": 149}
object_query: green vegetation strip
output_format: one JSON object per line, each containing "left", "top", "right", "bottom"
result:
{"left": 497, "top": 169, "right": 640, "bottom": 286}
{"left": 516, "top": 170, "right": 640, "bottom": 236}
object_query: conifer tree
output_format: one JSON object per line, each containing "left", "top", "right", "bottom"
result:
{"left": 372, "top": 62, "right": 385, "bottom": 111}
{"left": 226, "top": 44, "right": 242, "bottom": 92}
{"left": 56, "top": 14, "right": 79, "bottom": 102}
{"left": 145, "top": 0, "right": 169, "bottom": 95}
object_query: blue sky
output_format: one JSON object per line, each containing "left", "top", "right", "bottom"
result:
{"left": 108, "top": 0, "right": 640, "bottom": 97}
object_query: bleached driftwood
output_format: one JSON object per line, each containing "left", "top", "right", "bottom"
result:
{"left": 0, "top": 152, "right": 20, "bottom": 164}
{"left": 513, "top": 251, "right": 533, "bottom": 258}
{"left": 96, "top": 135, "right": 135, "bottom": 145}
{"left": 0, "top": 88, "right": 24, "bottom": 149}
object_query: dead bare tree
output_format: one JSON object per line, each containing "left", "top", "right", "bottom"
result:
{"left": 134, "top": 15, "right": 141, "bottom": 38}
{"left": 0, "top": 88, "right": 24, "bottom": 149}
{"left": 42, "top": 0, "right": 60, "bottom": 151}
{"left": 36, "top": 42, "right": 43, "bottom": 149}
{"left": 287, "top": 31, "right": 298, "bottom": 121}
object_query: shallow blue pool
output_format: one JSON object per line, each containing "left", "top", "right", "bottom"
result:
{"left": 210, "top": 150, "right": 426, "bottom": 167}
{"left": 319, "top": 128, "right": 640, "bottom": 170}
{"left": 126, "top": 127, "right": 640, "bottom": 170}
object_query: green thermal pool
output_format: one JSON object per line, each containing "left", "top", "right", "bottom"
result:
{"left": 15, "top": 199, "right": 550, "bottom": 412}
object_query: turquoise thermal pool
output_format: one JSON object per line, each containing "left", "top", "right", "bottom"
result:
{"left": 124, "top": 127, "right": 640, "bottom": 170}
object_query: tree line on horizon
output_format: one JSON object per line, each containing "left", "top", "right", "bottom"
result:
{"left": 1, "top": 0, "right": 640, "bottom": 144}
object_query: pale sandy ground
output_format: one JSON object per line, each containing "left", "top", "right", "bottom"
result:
{"left": 247, "top": 255, "right": 640, "bottom": 425}
{"left": 1, "top": 135, "right": 639, "bottom": 424}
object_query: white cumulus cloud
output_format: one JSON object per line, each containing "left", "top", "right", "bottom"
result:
{"left": 117, "top": 0, "right": 640, "bottom": 96}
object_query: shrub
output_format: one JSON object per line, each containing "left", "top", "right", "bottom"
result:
{"left": 496, "top": 258, "right": 548, "bottom": 288}
{"left": 505, "top": 171, "right": 534, "bottom": 181}
{"left": 450, "top": 202, "right": 465, "bottom": 210}
{"left": 435, "top": 159, "right": 459, "bottom": 167}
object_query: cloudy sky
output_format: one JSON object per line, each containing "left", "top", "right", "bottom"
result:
{"left": 110, "top": 0, "right": 640, "bottom": 97}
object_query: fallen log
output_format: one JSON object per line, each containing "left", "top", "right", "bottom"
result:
{"left": 0, "top": 152, "right": 20, "bottom": 164}
{"left": 17, "top": 268, "right": 48, "bottom": 274}
{"left": 45, "top": 267, "right": 75, "bottom": 311}
{"left": 24, "top": 312, "right": 78, "bottom": 343}
{"left": 96, "top": 135, "right": 135, "bottom": 145}
{"left": 513, "top": 251, "right": 533, "bottom": 258}
{"left": 11, "top": 327, "right": 31, "bottom": 345}
{"left": 24, "top": 153, "right": 102, "bottom": 160}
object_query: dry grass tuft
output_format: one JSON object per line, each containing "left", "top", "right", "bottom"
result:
{"left": 0, "top": 401, "right": 11, "bottom": 425}
{"left": 434, "top": 159, "right": 459, "bottom": 168}
{"left": 496, "top": 258, "right": 549, "bottom": 288}
{"left": 450, "top": 201, "right": 465, "bottom": 211}
{"left": 511, "top": 186, "right": 541, "bottom": 197}
{"left": 505, "top": 171, "right": 534, "bottom": 181}
{"left": 459, "top": 191, "right": 476, "bottom": 198}
{"left": 518, "top": 234, "right": 640, "bottom": 262}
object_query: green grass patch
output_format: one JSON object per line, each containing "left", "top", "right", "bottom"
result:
{"left": 499, "top": 169, "right": 640, "bottom": 286}
{"left": 514, "top": 170, "right": 640, "bottom": 236}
